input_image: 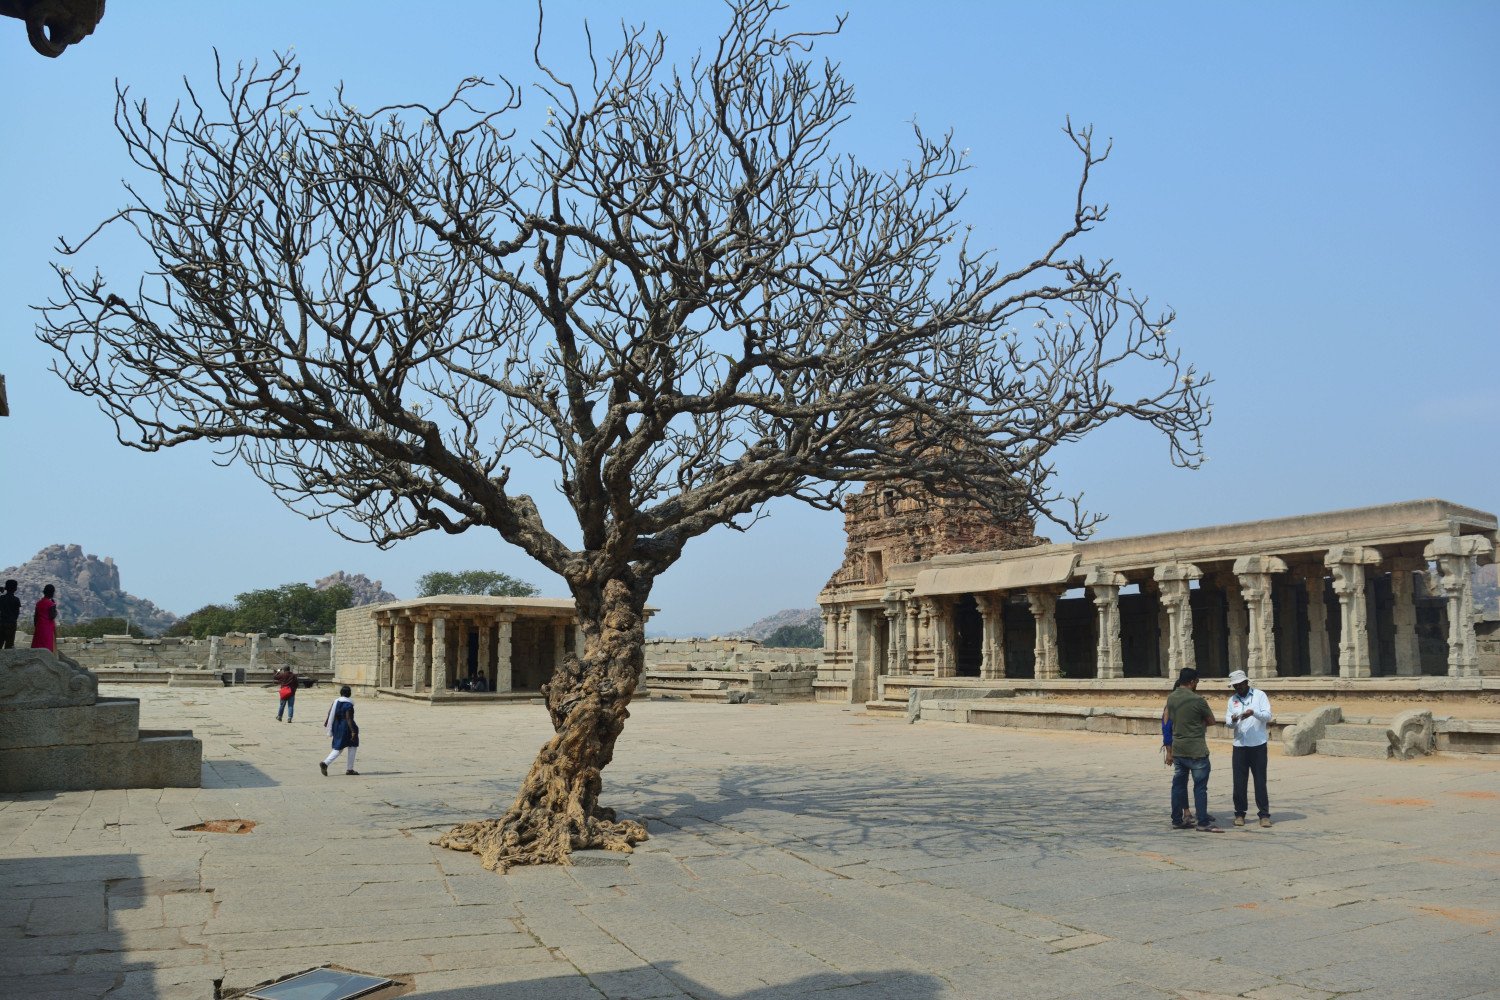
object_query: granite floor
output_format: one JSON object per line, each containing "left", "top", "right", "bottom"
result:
{"left": 1, "top": 685, "right": 1496, "bottom": 999}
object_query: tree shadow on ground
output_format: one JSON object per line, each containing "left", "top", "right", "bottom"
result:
{"left": 616, "top": 759, "right": 1297, "bottom": 864}
{"left": 408, "top": 966, "right": 947, "bottom": 1000}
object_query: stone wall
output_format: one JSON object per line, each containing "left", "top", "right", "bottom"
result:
{"left": 643, "top": 638, "right": 819, "bottom": 673}
{"left": 18, "top": 632, "right": 333, "bottom": 677}
{"left": 333, "top": 605, "right": 382, "bottom": 687}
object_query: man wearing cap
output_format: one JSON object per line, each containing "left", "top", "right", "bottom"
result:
{"left": 1165, "top": 667, "right": 1222, "bottom": 832}
{"left": 1226, "top": 669, "right": 1274, "bottom": 828}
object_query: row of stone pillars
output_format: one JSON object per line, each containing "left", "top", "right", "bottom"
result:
{"left": 373, "top": 614, "right": 582, "bottom": 694}
{"left": 823, "top": 536, "right": 1491, "bottom": 681}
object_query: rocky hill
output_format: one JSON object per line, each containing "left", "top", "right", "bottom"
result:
{"left": 315, "top": 571, "right": 399, "bottom": 606}
{"left": 1, "top": 544, "right": 178, "bottom": 634}
{"left": 728, "top": 607, "right": 822, "bottom": 641}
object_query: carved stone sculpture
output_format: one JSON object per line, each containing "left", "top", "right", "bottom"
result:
{"left": 1387, "top": 709, "right": 1434, "bottom": 760}
{"left": 0, "top": 648, "right": 97, "bottom": 709}
{"left": 0, "top": 0, "right": 104, "bottom": 58}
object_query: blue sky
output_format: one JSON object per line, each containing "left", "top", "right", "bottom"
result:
{"left": 2, "top": 1, "right": 1496, "bottom": 634}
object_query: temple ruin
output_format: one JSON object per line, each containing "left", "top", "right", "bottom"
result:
{"left": 817, "top": 497, "right": 1498, "bottom": 703}
{"left": 333, "top": 596, "right": 583, "bottom": 701}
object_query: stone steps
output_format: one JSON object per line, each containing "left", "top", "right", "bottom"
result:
{"left": 1323, "top": 722, "right": 1390, "bottom": 743}
{"left": 864, "top": 699, "right": 906, "bottom": 719}
{"left": 1317, "top": 737, "right": 1393, "bottom": 760}
{"left": 1318, "top": 721, "right": 1394, "bottom": 759}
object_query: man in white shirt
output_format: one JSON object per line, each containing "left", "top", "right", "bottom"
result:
{"left": 1226, "top": 669, "right": 1273, "bottom": 828}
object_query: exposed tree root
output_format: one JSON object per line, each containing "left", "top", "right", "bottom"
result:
{"left": 437, "top": 807, "right": 647, "bottom": 872}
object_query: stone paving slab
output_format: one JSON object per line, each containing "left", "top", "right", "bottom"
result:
{"left": 0, "top": 686, "right": 1497, "bottom": 998}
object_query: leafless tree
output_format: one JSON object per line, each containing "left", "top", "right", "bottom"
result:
{"left": 37, "top": 1, "right": 1208, "bottom": 870}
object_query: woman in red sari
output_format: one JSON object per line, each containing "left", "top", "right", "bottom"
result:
{"left": 31, "top": 584, "right": 57, "bottom": 652}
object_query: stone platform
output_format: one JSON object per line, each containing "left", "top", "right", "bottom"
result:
{"left": 0, "top": 649, "right": 201, "bottom": 793}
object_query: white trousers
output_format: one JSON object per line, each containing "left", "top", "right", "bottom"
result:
{"left": 322, "top": 746, "right": 357, "bottom": 771}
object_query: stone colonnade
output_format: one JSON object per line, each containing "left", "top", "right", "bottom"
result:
{"left": 822, "top": 534, "right": 1493, "bottom": 685}
{"left": 371, "top": 606, "right": 578, "bottom": 697}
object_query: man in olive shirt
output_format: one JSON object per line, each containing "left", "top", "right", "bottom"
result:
{"left": 1166, "top": 668, "right": 1223, "bottom": 832}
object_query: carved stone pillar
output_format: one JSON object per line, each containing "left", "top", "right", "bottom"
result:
{"left": 1302, "top": 571, "right": 1332, "bottom": 676}
{"left": 1027, "top": 587, "right": 1061, "bottom": 680}
{"left": 247, "top": 634, "right": 262, "bottom": 673}
{"left": 1233, "top": 555, "right": 1288, "bottom": 679}
{"left": 412, "top": 620, "right": 430, "bottom": 692}
{"left": 1274, "top": 578, "right": 1300, "bottom": 675}
{"left": 430, "top": 616, "right": 449, "bottom": 692}
{"left": 206, "top": 636, "right": 223, "bottom": 675}
{"left": 1223, "top": 577, "right": 1248, "bottom": 675}
{"left": 477, "top": 622, "right": 493, "bottom": 688}
{"left": 1325, "top": 546, "right": 1382, "bottom": 678}
{"left": 1425, "top": 536, "right": 1493, "bottom": 677}
{"left": 1388, "top": 556, "right": 1424, "bottom": 676}
{"left": 553, "top": 620, "right": 568, "bottom": 675}
{"left": 883, "top": 605, "right": 900, "bottom": 677}
{"left": 928, "top": 599, "right": 954, "bottom": 679}
{"left": 1154, "top": 563, "right": 1202, "bottom": 677}
{"left": 838, "top": 609, "right": 852, "bottom": 653}
{"left": 968, "top": 594, "right": 996, "bottom": 679}
{"left": 376, "top": 621, "right": 394, "bottom": 688}
{"left": 890, "top": 597, "right": 909, "bottom": 675}
{"left": 1086, "top": 567, "right": 1126, "bottom": 680}
{"left": 493, "top": 617, "right": 513, "bottom": 692}
{"left": 901, "top": 602, "right": 917, "bottom": 674}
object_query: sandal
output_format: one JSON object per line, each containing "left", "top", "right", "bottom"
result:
{"left": 1196, "top": 824, "right": 1224, "bottom": 833}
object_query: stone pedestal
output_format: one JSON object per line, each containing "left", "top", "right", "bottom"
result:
{"left": 1, "top": 649, "right": 201, "bottom": 793}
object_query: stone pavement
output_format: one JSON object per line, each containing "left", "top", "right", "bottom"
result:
{"left": 1, "top": 687, "right": 1497, "bottom": 1000}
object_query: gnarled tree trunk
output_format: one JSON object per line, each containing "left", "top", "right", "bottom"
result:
{"left": 436, "top": 578, "right": 650, "bottom": 871}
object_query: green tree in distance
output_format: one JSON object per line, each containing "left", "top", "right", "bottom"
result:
{"left": 163, "top": 604, "right": 238, "bottom": 639}
{"left": 162, "top": 585, "right": 354, "bottom": 637}
{"left": 761, "top": 622, "right": 823, "bottom": 649}
{"left": 234, "top": 582, "right": 353, "bottom": 634}
{"left": 416, "top": 570, "right": 540, "bottom": 599}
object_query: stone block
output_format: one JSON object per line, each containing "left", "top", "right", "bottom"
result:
{"left": 0, "top": 698, "right": 140, "bottom": 749}
{"left": 168, "top": 670, "right": 221, "bottom": 688}
{"left": 1316, "top": 738, "right": 1392, "bottom": 760}
{"left": 0, "top": 734, "right": 201, "bottom": 792}
{"left": 1282, "top": 704, "right": 1342, "bottom": 756}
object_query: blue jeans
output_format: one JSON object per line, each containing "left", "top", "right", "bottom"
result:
{"left": 1172, "top": 755, "right": 1210, "bottom": 826}
{"left": 277, "top": 693, "right": 295, "bottom": 721}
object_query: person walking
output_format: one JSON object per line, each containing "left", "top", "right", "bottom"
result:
{"left": 30, "top": 584, "right": 58, "bottom": 652}
{"left": 1166, "top": 667, "right": 1222, "bottom": 832}
{"left": 320, "top": 685, "right": 360, "bottom": 776}
{"left": 0, "top": 580, "right": 20, "bottom": 649}
{"left": 1226, "top": 669, "right": 1274, "bottom": 828}
{"left": 274, "top": 665, "right": 298, "bottom": 723}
